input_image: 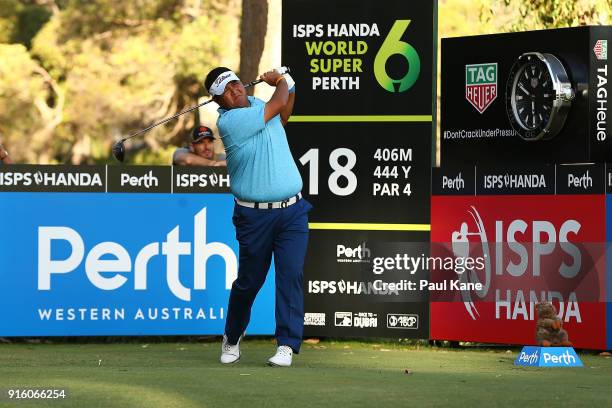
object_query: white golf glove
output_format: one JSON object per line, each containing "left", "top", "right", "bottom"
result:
{"left": 275, "top": 67, "right": 295, "bottom": 93}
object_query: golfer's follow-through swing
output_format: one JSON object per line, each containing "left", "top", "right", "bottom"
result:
{"left": 111, "top": 67, "right": 290, "bottom": 162}
{"left": 203, "top": 66, "right": 311, "bottom": 367}
{"left": 112, "top": 65, "right": 310, "bottom": 367}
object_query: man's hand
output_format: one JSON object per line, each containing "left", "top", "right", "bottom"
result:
{"left": 260, "top": 70, "right": 284, "bottom": 86}
{"left": 284, "top": 74, "right": 295, "bottom": 93}
{"left": 174, "top": 150, "right": 224, "bottom": 167}
{"left": 271, "top": 68, "right": 295, "bottom": 125}
{"left": 274, "top": 67, "right": 295, "bottom": 93}
{"left": 0, "top": 143, "right": 11, "bottom": 164}
{"left": 263, "top": 70, "right": 289, "bottom": 123}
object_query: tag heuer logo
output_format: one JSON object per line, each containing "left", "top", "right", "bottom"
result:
{"left": 465, "top": 63, "right": 498, "bottom": 113}
{"left": 594, "top": 40, "right": 607, "bottom": 60}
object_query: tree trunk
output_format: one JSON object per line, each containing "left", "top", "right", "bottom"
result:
{"left": 239, "top": 0, "right": 268, "bottom": 95}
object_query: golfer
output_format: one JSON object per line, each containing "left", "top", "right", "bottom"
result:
{"left": 204, "top": 66, "right": 311, "bottom": 367}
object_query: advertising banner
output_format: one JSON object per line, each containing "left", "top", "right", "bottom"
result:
{"left": 514, "top": 346, "right": 583, "bottom": 367}
{"left": 606, "top": 172, "right": 612, "bottom": 349}
{"left": 0, "top": 165, "right": 275, "bottom": 336}
{"left": 282, "top": 0, "right": 437, "bottom": 337}
{"left": 302, "top": 231, "right": 429, "bottom": 338}
{"left": 431, "top": 164, "right": 608, "bottom": 350}
{"left": 441, "top": 26, "right": 611, "bottom": 166}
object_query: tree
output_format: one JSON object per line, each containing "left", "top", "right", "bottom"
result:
{"left": 0, "top": 44, "right": 60, "bottom": 163}
{"left": 239, "top": 0, "right": 268, "bottom": 95}
{"left": 0, "top": 0, "right": 240, "bottom": 164}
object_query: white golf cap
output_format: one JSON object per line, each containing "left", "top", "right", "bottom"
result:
{"left": 208, "top": 70, "right": 241, "bottom": 96}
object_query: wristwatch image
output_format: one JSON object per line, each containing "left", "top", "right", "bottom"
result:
{"left": 505, "top": 52, "right": 575, "bottom": 141}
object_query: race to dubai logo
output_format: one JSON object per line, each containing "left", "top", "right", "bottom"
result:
{"left": 594, "top": 40, "right": 607, "bottom": 60}
{"left": 465, "top": 63, "right": 498, "bottom": 113}
{"left": 450, "top": 206, "right": 491, "bottom": 320}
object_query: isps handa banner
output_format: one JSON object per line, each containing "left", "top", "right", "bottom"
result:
{"left": 0, "top": 191, "right": 275, "bottom": 336}
{"left": 430, "top": 164, "right": 609, "bottom": 350}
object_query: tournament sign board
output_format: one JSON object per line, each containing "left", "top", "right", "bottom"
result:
{"left": 282, "top": 0, "right": 437, "bottom": 338}
{"left": 430, "top": 164, "right": 609, "bottom": 350}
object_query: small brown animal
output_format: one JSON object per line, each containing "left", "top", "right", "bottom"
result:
{"left": 535, "top": 302, "right": 572, "bottom": 347}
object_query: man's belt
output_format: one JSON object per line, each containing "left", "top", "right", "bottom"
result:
{"left": 235, "top": 192, "right": 302, "bottom": 209}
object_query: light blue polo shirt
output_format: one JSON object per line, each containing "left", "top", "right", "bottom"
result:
{"left": 217, "top": 96, "right": 302, "bottom": 202}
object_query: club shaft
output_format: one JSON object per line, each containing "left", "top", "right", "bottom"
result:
{"left": 123, "top": 100, "right": 214, "bottom": 142}
{"left": 121, "top": 79, "right": 262, "bottom": 142}
{"left": 243, "top": 78, "right": 264, "bottom": 88}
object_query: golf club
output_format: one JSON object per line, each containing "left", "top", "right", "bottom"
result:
{"left": 112, "top": 66, "right": 291, "bottom": 162}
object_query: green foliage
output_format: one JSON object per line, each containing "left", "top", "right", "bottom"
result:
{"left": 30, "top": 15, "right": 71, "bottom": 80}
{"left": 59, "top": 0, "right": 183, "bottom": 39}
{"left": 173, "top": 15, "right": 225, "bottom": 84}
{"left": 1, "top": 0, "right": 238, "bottom": 164}
{"left": 131, "top": 144, "right": 175, "bottom": 165}
{"left": 0, "top": 44, "right": 45, "bottom": 121}
{"left": 440, "top": 0, "right": 498, "bottom": 38}
{"left": 0, "top": 44, "right": 48, "bottom": 161}
{"left": 0, "top": 1, "right": 52, "bottom": 48}
{"left": 482, "top": 0, "right": 611, "bottom": 31}
{"left": 13, "top": 4, "right": 52, "bottom": 48}
{"left": 1, "top": 341, "right": 612, "bottom": 407}
{"left": 0, "top": 0, "right": 21, "bottom": 43}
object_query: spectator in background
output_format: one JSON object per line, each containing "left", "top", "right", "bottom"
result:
{"left": 173, "top": 125, "right": 226, "bottom": 166}
{"left": 0, "top": 142, "right": 12, "bottom": 164}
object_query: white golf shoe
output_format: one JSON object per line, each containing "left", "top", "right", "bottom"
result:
{"left": 220, "top": 334, "right": 242, "bottom": 364}
{"left": 267, "top": 345, "right": 293, "bottom": 367}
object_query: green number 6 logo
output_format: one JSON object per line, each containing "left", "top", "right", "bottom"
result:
{"left": 374, "top": 20, "right": 421, "bottom": 93}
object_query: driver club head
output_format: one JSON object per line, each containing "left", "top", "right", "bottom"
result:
{"left": 112, "top": 140, "right": 125, "bottom": 162}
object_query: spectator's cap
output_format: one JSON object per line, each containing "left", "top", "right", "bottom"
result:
{"left": 205, "top": 67, "right": 240, "bottom": 96}
{"left": 191, "top": 125, "right": 214, "bottom": 143}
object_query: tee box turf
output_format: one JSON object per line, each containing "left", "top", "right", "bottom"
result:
{"left": 514, "top": 346, "right": 584, "bottom": 367}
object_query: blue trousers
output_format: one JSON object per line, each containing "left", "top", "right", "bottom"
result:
{"left": 225, "top": 198, "right": 311, "bottom": 353}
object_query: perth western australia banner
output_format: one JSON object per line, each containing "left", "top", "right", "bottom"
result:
{"left": 0, "top": 166, "right": 275, "bottom": 336}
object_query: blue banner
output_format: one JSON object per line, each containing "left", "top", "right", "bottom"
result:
{"left": 0, "top": 192, "right": 275, "bottom": 336}
{"left": 515, "top": 346, "right": 583, "bottom": 367}
{"left": 606, "top": 195, "right": 612, "bottom": 349}
{"left": 608, "top": 301, "right": 612, "bottom": 350}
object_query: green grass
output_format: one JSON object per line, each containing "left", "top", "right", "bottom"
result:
{"left": 0, "top": 339, "right": 610, "bottom": 407}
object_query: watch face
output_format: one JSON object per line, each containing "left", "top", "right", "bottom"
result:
{"left": 506, "top": 54, "right": 555, "bottom": 140}
{"left": 513, "top": 60, "right": 554, "bottom": 130}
